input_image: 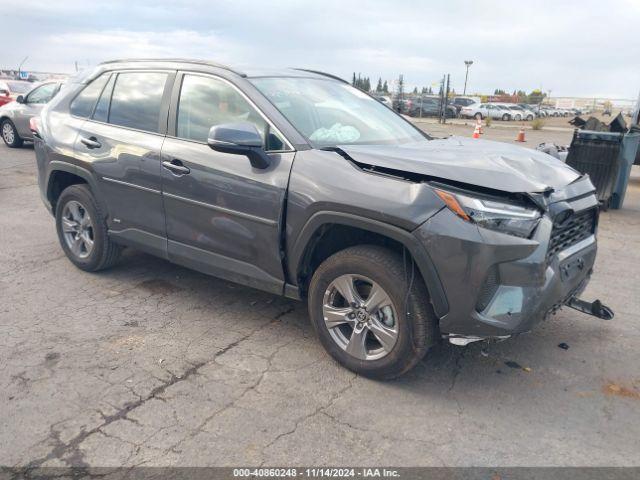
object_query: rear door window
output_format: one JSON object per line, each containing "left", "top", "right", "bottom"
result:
{"left": 70, "top": 74, "right": 110, "bottom": 118}
{"left": 108, "top": 72, "right": 168, "bottom": 133}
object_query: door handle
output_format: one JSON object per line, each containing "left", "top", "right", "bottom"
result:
{"left": 162, "top": 160, "right": 190, "bottom": 176}
{"left": 80, "top": 136, "right": 102, "bottom": 149}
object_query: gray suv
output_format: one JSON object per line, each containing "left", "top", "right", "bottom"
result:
{"left": 34, "top": 59, "right": 608, "bottom": 378}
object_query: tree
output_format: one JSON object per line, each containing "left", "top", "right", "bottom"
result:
{"left": 494, "top": 88, "right": 506, "bottom": 95}
{"left": 412, "top": 87, "right": 418, "bottom": 94}
{"left": 376, "top": 77, "right": 383, "bottom": 92}
{"left": 382, "top": 80, "right": 388, "bottom": 93}
{"left": 352, "top": 72, "right": 356, "bottom": 86}
{"left": 527, "top": 89, "right": 546, "bottom": 105}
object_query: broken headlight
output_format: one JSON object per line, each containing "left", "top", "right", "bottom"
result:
{"left": 434, "top": 188, "right": 541, "bottom": 238}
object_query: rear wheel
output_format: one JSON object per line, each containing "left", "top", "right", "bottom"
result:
{"left": 502, "top": 113, "right": 510, "bottom": 121}
{"left": 308, "top": 245, "right": 437, "bottom": 379}
{"left": 474, "top": 113, "right": 482, "bottom": 120}
{"left": 526, "top": 114, "right": 534, "bottom": 121}
{"left": 55, "top": 184, "right": 121, "bottom": 272}
{"left": 1, "top": 119, "right": 23, "bottom": 148}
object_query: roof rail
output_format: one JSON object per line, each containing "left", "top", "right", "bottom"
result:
{"left": 99, "top": 58, "right": 246, "bottom": 77}
{"left": 293, "top": 69, "right": 348, "bottom": 84}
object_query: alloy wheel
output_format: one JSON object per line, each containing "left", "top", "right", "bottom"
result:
{"left": 2, "top": 122, "right": 15, "bottom": 144}
{"left": 61, "top": 200, "right": 95, "bottom": 259}
{"left": 322, "top": 274, "right": 399, "bottom": 361}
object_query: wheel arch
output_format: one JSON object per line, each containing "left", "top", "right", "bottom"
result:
{"left": 46, "top": 162, "right": 105, "bottom": 214}
{"left": 289, "top": 211, "right": 449, "bottom": 318}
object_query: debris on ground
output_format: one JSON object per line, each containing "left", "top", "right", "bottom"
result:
{"left": 603, "top": 383, "right": 640, "bottom": 400}
{"left": 523, "top": 367, "right": 532, "bottom": 373}
{"left": 558, "top": 342, "right": 570, "bottom": 350}
{"left": 504, "top": 361, "right": 522, "bottom": 369}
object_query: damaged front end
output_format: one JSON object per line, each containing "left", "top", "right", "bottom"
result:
{"left": 329, "top": 140, "right": 614, "bottom": 342}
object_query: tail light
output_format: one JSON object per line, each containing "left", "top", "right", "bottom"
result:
{"left": 30, "top": 117, "right": 41, "bottom": 137}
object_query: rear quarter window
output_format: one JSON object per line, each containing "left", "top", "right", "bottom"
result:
{"left": 69, "top": 74, "right": 110, "bottom": 118}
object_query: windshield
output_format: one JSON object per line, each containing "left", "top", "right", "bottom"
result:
{"left": 250, "top": 77, "right": 426, "bottom": 147}
{"left": 6, "top": 81, "right": 33, "bottom": 94}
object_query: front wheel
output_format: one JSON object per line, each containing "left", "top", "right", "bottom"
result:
{"left": 1, "top": 119, "right": 23, "bottom": 148}
{"left": 474, "top": 113, "right": 483, "bottom": 120}
{"left": 308, "top": 245, "right": 437, "bottom": 379}
{"left": 502, "top": 114, "right": 510, "bottom": 121}
{"left": 55, "top": 184, "right": 122, "bottom": 272}
{"left": 526, "top": 114, "right": 534, "bottom": 121}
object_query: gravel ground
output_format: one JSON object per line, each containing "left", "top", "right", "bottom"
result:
{"left": 1, "top": 139, "right": 639, "bottom": 468}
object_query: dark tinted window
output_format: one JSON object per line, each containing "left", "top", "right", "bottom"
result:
{"left": 108, "top": 72, "right": 167, "bottom": 133}
{"left": 70, "top": 74, "right": 110, "bottom": 118}
{"left": 93, "top": 74, "right": 115, "bottom": 123}
{"left": 176, "top": 74, "right": 285, "bottom": 150}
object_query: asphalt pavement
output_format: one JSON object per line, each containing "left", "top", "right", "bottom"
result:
{"left": 1, "top": 139, "right": 639, "bottom": 468}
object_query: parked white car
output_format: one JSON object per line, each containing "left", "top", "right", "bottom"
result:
{"left": 499, "top": 104, "right": 535, "bottom": 121}
{"left": 460, "top": 103, "right": 513, "bottom": 121}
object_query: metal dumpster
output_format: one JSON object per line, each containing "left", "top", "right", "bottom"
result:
{"left": 611, "top": 130, "right": 640, "bottom": 209}
{"left": 566, "top": 130, "right": 623, "bottom": 208}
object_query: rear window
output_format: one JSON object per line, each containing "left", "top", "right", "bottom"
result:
{"left": 108, "top": 72, "right": 167, "bottom": 133}
{"left": 70, "top": 74, "right": 110, "bottom": 118}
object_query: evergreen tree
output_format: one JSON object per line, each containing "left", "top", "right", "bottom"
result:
{"left": 376, "top": 77, "right": 383, "bottom": 92}
{"left": 412, "top": 87, "right": 418, "bottom": 94}
{"left": 382, "top": 80, "right": 388, "bottom": 93}
{"left": 352, "top": 72, "right": 356, "bottom": 86}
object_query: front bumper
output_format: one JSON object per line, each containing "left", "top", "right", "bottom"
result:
{"left": 414, "top": 199, "right": 598, "bottom": 338}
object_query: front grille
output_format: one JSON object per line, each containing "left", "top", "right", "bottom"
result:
{"left": 546, "top": 208, "right": 597, "bottom": 263}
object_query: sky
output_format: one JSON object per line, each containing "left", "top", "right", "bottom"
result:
{"left": 2, "top": 0, "right": 639, "bottom": 99}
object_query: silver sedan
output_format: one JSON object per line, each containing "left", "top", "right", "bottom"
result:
{"left": 0, "top": 81, "right": 63, "bottom": 147}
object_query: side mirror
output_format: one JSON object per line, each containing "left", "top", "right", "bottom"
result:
{"left": 16, "top": 95, "right": 25, "bottom": 104}
{"left": 207, "top": 122, "right": 270, "bottom": 169}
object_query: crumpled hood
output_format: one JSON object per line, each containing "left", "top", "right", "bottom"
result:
{"left": 338, "top": 136, "right": 580, "bottom": 193}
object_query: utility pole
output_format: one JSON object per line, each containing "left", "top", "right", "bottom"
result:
{"left": 463, "top": 60, "right": 473, "bottom": 95}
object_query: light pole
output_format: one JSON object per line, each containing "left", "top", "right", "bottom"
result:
{"left": 463, "top": 60, "right": 473, "bottom": 95}
{"left": 18, "top": 56, "right": 29, "bottom": 79}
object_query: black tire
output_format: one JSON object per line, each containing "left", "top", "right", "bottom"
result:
{"left": 526, "top": 115, "right": 534, "bottom": 121}
{"left": 474, "top": 113, "right": 483, "bottom": 120}
{"left": 55, "top": 184, "right": 121, "bottom": 272}
{"left": 502, "top": 114, "right": 510, "bottom": 121}
{"left": 1, "top": 119, "right": 23, "bottom": 148}
{"left": 308, "top": 245, "right": 437, "bottom": 379}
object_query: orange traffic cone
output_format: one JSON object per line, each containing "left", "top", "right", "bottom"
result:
{"left": 472, "top": 124, "right": 481, "bottom": 139}
{"left": 515, "top": 125, "right": 526, "bottom": 142}
{"left": 476, "top": 118, "right": 484, "bottom": 134}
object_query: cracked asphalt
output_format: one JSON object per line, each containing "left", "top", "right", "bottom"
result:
{"left": 1, "top": 139, "right": 640, "bottom": 468}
